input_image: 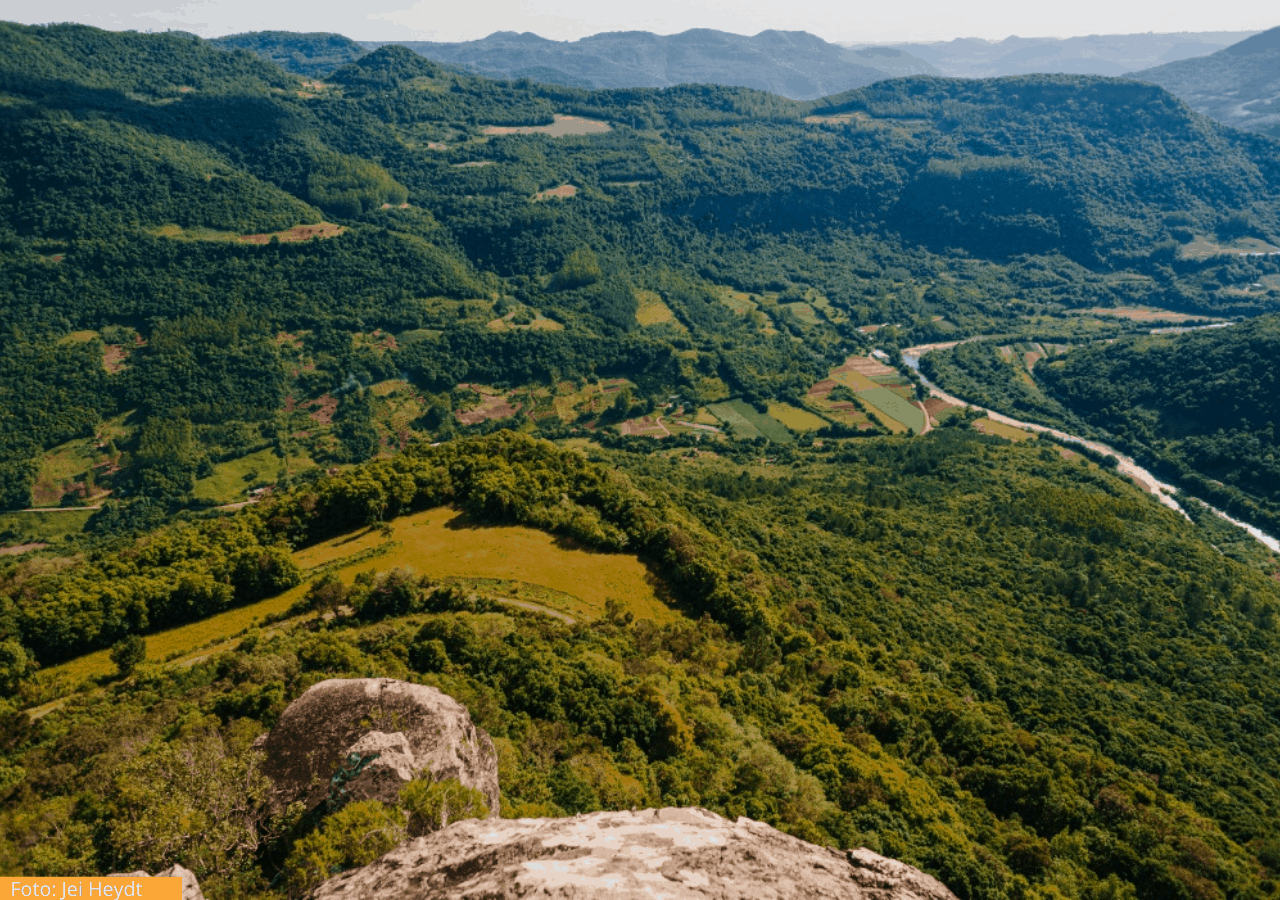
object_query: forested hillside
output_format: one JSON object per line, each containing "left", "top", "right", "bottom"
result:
{"left": 4, "top": 433, "right": 1280, "bottom": 900}
{"left": 1036, "top": 316, "right": 1280, "bottom": 528}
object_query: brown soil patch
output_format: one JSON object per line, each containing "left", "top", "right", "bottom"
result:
{"left": 427, "top": 142, "right": 447, "bottom": 150}
{"left": 483, "top": 115, "right": 611, "bottom": 137}
{"left": 534, "top": 184, "right": 578, "bottom": 201}
{"left": 308, "top": 395, "right": 338, "bottom": 425}
{"left": 922, "top": 397, "right": 955, "bottom": 417}
{"left": 620, "top": 416, "right": 669, "bottom": 437}
{"left": 102, "top": 344, "right": 129, "bottom": 374}
{"left": 455, "top": 385, "right": 521, "bottom": 425}
{"left": 452, "top": 161, "right": 495, "bottom": 168}
{"left": 843, "top": 356, "right": 897, "bottom": 377}
{"left": 238, "top": 223, "right": 345, "bottom": 245}
{"left": 0, "top": 543, "right": 49, "bottom": 556}
{"left": 1024, "top": 351, "right": 1043, "bottom": 369}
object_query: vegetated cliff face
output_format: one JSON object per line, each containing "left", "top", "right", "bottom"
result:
{"left": 310, "top": 806, "right": 960, "bottom": 899}
{"left": 255, "top": 678, "right": 501, "bottom": 816}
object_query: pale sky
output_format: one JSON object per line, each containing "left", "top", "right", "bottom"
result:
{"left": 2, "top": 0, "right": 1276, "bottom": 44}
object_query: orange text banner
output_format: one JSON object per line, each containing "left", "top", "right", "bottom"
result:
{"left": 2, "top": 878, "right": 180, "bottom": 900}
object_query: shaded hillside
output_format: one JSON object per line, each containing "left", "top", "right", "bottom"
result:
{"left": 212, "top": 31, "right": 368, "bottom": 77}
{"left": 1134, "top": 25, "right": 1280, "bottom": 137}
{"left": 371, "top": 29, "right": 894, "bottom": 99}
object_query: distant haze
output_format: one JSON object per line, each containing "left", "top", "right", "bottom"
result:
{"left": 3, "top": 0, "right": 1276, "bottom": 44}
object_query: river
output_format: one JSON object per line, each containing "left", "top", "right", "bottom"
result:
{"left": 901, "top": 341, "right": 1280, "bottom": 555}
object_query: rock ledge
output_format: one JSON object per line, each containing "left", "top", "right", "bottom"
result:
{"left": 311, "top": 806, "right": 959, "bottom": 899}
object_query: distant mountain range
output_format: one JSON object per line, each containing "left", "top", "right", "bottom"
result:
{"left": 367, "top": 30, "right": 943, "bottom": 99}
{"left": 214, "top": 26, "right": 1279, "bottom": 122}
{"left": 854, "top": 31, "right": 1259, "bottom": 78}
{"left": 217, "top": 29, "right": 936, "bottom": 99}
{"left": 1133, "top": 25, "right": 1280, "bottom": 138}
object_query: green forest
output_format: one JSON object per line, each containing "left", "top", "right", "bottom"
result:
{"left": 2, "top": 19, "right": 1280, "bottom": 900}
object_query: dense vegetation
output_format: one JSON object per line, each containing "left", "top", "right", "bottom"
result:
{"left": 1036, "top": 315, "right": 1280, "bottom": 532}
{"left": 4, "top": 434, "right": 1280, "bottom": 900}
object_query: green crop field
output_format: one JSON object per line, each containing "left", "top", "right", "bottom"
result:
{"left": 859, "top": 387, "right": 926, "bottom": 433}
{"left": 707, "top": 399, "right": 793, "bottom": 443}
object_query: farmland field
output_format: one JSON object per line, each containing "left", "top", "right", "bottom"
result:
{"left": 766, "top": 401, "right": 828, "bottom": 432}
{"left": 707, "top": 399, "right": 793, "bottom": 443}
{"left": 781, "top": 301, "right": 819, "bottom": 325}
{"left": 859, "top": 387, "right": 925, "bottom": 433}
{"left": 973, "top": 418, "right": 1034, "bottom": 442}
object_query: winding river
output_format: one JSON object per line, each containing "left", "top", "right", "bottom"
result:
{"left": 901, "top": 341, "right": 1280, "bottom": 555}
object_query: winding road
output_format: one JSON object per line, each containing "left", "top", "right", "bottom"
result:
{"left": 901, "top": 341, "right": 1280, "bottom": 555}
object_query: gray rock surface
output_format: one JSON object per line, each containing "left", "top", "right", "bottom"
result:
{"left": 310, "top": 807, "right": 959, "bottom": 899}
{"left": 108, "top": 864, "right": 204, "bottom": 900}
{"left": 257, "top": 678, "right": 499, "bottom": 817}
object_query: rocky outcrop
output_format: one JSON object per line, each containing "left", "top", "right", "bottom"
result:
{"left": 109, "top": 864, "right": 204, "bottom": 900}
{"left": 257, "top": 678, "right": 499, "bottom": 817}
{"left": 310, "top": 807, "right": 959, "bottom": 899}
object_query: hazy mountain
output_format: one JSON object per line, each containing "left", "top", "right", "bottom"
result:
{"left": 363, "top": 29, "right": 933, "bottom": 99}
{"left": 853, "top": 31, "right": 1258, "bottom": 78}
{"left": 212, "top": 30, "right": 368, "bottom": 77}
{"left": 1134, "top": 25, "right": 1280, "bottom": 138}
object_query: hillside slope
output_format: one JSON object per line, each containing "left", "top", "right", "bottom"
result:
{"left": 5, "top": 433, "right": 1280, "bottom": 900}
{"left": 1134, "top": 25, "right": 1280, "bottom": 138}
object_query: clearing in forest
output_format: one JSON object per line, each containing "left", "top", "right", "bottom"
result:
{"left": 151, "top": 223, "right": 345, "bottom": 244}
{"left": 193, "top": 446, "right": 316, "bottom": 505}
{"left": 533, "top": 184, "right": 577, "bottom": 201}
{"left": 1178, "top": 235, "right": 1280, "bottom": 260}
{"left": 483, "top": 115, "right": 612, "bottom": 137}
{"left": 635, "top": 290, "right": 681, "bottom": 328}
{"left": 620, "top": 415, "right": 670, "bottom": 438}
{"left": 455, "top": 385, "right": 522, "bottom": 425}
{"left": 35, "top": 505, "right": 676, "bottom": 689}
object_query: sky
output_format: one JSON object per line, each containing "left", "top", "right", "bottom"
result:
{"left": 2, "top": 0, "right": 1276, "bottom": 44}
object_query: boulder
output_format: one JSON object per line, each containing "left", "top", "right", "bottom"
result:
{"left": 108, "top": 864, "right": 204, "bottom": 900}
{"left": 257, "top": 678, "right": 499, "bottom": 817}
{"left": 310, "top": 807, "right": 959, "bottom": 899}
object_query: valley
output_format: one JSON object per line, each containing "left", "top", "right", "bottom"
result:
{"left": 1, "top": 20, "right": 1280, "bottom": 900}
